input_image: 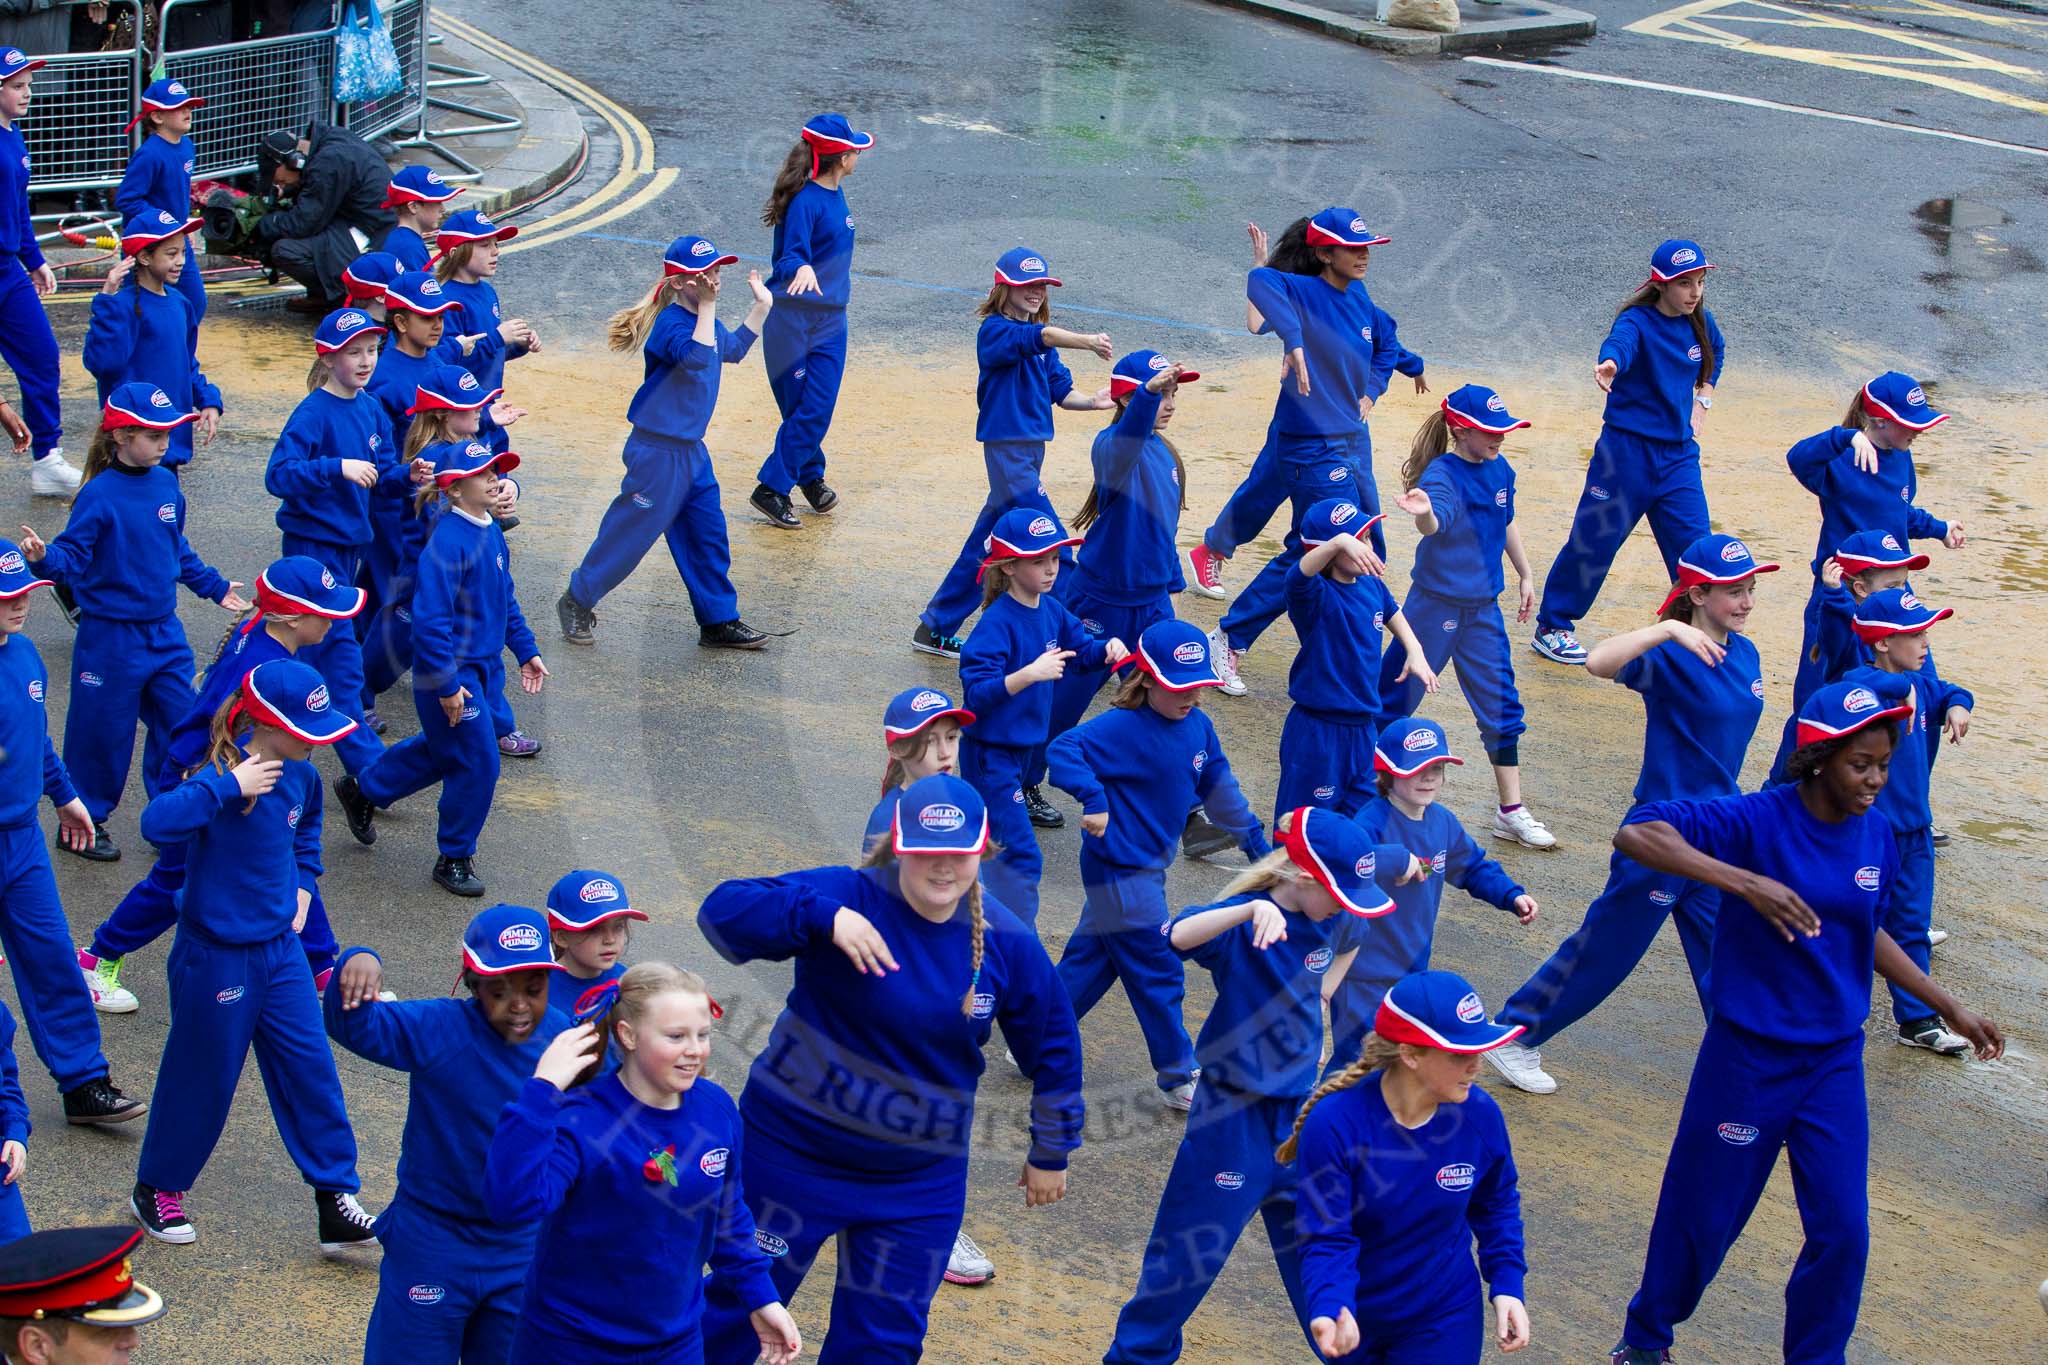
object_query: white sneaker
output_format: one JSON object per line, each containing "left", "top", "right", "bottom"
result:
{"left": 1898, "top": 1020, "right": 1970, "bottom": 1056}
{"left": 30, "top": 450, "right": 81, "bottom": 498}
{"left": 1208, "top": 628, "right": 1246, "bottom": 697}
{"left": 1163, "top": 1079, "right": 1197, "bottom": 1112}
{"left": 78, "top": 949, "right": 138, "bottom": 1014}
{"left": 1530, "top": 628, "right": 1587, "bottom": 665}
{"left": 1927, "top": 927, "right": 1950, "bottom": 947}
{"left": 1491, "top": 806, "right": 1557, "bottom": 850}
{"left": 377, "top": 989, "right": 399, "bottom": 1002}
{"left": 943, "top": 1230, "right": 995, "bottom": 1285}
{"left": 1483, "top": 1040, "right": 1557, "bottom": 1094}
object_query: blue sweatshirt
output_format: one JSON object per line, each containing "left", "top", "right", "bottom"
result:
{"left": 37, "top": 464, "right": 229, "bottom": 620}
{"left": 1295, "top": 1072, "right": 1525, "bottom": 1327}
{"left": 1811, "top": 584, "right": 1866, "bottom": 686}
{"left": 1246, "top": 268, "right": 1421, "bottom": 438}
{"left": 1617, "top": 633, "right": 1763, "bottom": 809}
{"left": 163, "top": 621, "right": 293, "bottom": 781}
{"left": 0, "top": 636, "right": 79, "bottom": 829}
{"left": 363, "top": 344, "right": 452, "bottom": 565}
{"left": 116, "top": 134, "right": 196, "bottom": 227}
{"left": 1285, "top": 570, "right": 1400, "bottom": 719}
{"left": 1411, "top": 452, "right": 1514, "bottom": 604}
{"left": 409, "top": 508, "right": 538, "bottom": 697}
{"left": 1626, "top": 785, "right": 1897, "bottom": 1044}
{"left": 1785, "top": 427, "right": 1949, "bottom": 574}
{"left": 697, "top": 863, "right": 1086, "bottom": 1176}
{"left": 1046, "top": 702, "right": 1268, "bottom": 872}
{"left": 1066, "top": 385, "right": 1186, "bottom": 606}
{"left": 266, "top": 387, "right": 409, "bottom": 548}
{"left": 767, "top": 180, "right": 855, "bottom": 311}
{"left": 326, "top": 955, "right": 567, "bottom": 1231}
{"left": 1596, "top": 305, "right": 1725, "bottom": 443}
{"left": 625, "top": 305, "right": 756, "bottom": 442}
{"left": 0, "top": 125, "right": 45, "bottom": 272}
{"left": 975, "top": 316, "right": 1073, "bottom": 443}
{"left": 0, "top": 1004, "right": 26, "bottom": 1149}
{"left": 439, "top": 276, "right": 523, "bottom": 450}
{"left": 385, "top": 224, "right": 431, "bottom": 272}
{"left": 487, "top": 1072, "right": 779, "bottom": 1353}
{"left": 139, "top": 761, "right": 324, "bottom": 944}
{"left": 1838, "top": 664, "right": 1971, "bottom": 834}
{"left": 82, "top": 285, "right": 219, "bottom": 468}
{"left": 958, "top": 591, "right": 1109, "bottom": 749}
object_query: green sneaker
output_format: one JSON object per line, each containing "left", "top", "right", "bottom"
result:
{"left": 78, "top": 949, "right": 137, "bottom": 1014}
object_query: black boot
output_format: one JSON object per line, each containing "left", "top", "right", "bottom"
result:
{"left": 334, "top": 775, "right": 377, "bottom": 846}
{"left": 1181, "top": 810, "right": 1236, "bottom": 860}
{"left": 64, "top": 822, "right": 120, "bottom": 863}
{"left": 749, "top": 484, "right": 802, "bottom": 530}
{"left": 556, "top": 589, "right": 596, "bottom": 646}
{"left": 64, "top": 1076, "right": 148, "bottom": 1126}
{"left": 1023, "top": 785, "right": 1064, "bottom": 830}
{"left": 799, "top": 479, "right": 839, "bottom": 513}
{"left": 314, "top": 1190, "right": 379, "bottom": 1254}
{"left": 699, "top": 620, "right": 769, "bottom": 651}
{"left": 433, "top": 855, "right": 485, "bottom": 897}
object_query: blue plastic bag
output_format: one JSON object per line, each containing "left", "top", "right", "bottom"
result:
{"left": 334, "top": 1, "right": 403, "bottom": 104}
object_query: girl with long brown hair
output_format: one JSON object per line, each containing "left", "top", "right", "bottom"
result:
{"left": 82, "top": 210, "right": 221, "bottom": 470}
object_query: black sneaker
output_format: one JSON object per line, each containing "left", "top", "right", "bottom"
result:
{"left": 799, "top": 479, "right": 839, "bottom": 514}
{"left": 1023, "top": 785, "right": 1064, "bottom": 830}
{"left": 132, "top": 1180, "right": 195, "bottom": 1245}
{"left": 433, "top": 855, "right": 486, "bottom": 898}
{"left": 556, "top": 589, "right": 596, "bottom": 646}
{"left": 334, "top": 775, "right": 377, "bottom": 846}
{"left": 749, "top": 484, "right": 802, "bottom": 530}
{"left": 1930, "top": 824, "right": 1950, "bottom": 848}
{"left": 64, "top": 822, "right": 120, "bottom": 863}
{"left": 64, "top": 1076, "right": 148, "bottom": 1126}
{"left": 700, "top": 620, "right": 769, "bottom": 651}
{"left": 1609, "top": 1346, "right": 1670, "bottom": 1365}
{"left": 315, "top": 1189, "right": 379, "bottom": 1254}
{"left": 52, "top": 582, "right": 82, "bottom": 628}
{"left": 494, "top": 512, "right": 521, "bottom": 534}
{"left": 911, "top": 622, "right": 963, "bottom": 659}
{"left": 1181, "top": 810, "right": 1235, "bottom": 861}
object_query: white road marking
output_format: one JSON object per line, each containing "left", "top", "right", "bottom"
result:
{"left": 916, "top": 114, "right": 1019, "bottom": 137}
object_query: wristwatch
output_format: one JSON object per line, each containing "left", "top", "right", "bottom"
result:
{"left": 1695, "top": 393, "right": 1713, "bottom": 410}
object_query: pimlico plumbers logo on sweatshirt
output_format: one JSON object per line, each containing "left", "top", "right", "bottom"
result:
{"left": 755, "top": 1230, "right": 790, "bottom": 1257}
{"left": 1304, "top": 948, "right": 1333, "bottom": 974}
{"left": 156, "top": 503, "right": 177, "bottom": 524}
{"left": 1436, "top": 1162, "right": 1476, "bottom": 1192}
{"left": 699, "top": 1146, "right": 730, "bottom": 1178}
{"left": 1717, "top": 1122, "right": 1759, "bottom": 1146}
{"left": 26, "top": 680, "right": 42, "bottom": 703}
{"left": 1213, "top": 1171, "right": 1245, "bottom": 1191}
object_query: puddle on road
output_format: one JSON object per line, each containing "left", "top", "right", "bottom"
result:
{"left": 1914, "top": 196, "right": 2042, "bottom": 285}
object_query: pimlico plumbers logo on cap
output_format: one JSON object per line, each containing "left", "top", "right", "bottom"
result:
{"left": 920, "top": 803, "right": 966, "bottom": 833}
{"left": 1402, "top": 729, "right": 1435, "bottom": 752}
{"left": 420, "top": 277, "right": 443, "bottom": 295}
{"left": 1486, "top": 393, "right": 1508, "bottom": 412}
{"left": 1330, "top": 503, "right": 1358, "bottom": 525}
{"left": 1455, "top": 992, "right": 1485, "bottom": 1024}
{"left": 338, "top": 310, "right": 370, "bottom": 330}
{"left": 1172, "top": 641, "right": 1205, "bottom": 665}
{"left": 497, "top": 923, "right": 543, "bottom": 952}
{"left": 1148, "top": 354, "right": 1169, "bottom": 371}
{"left": 150, "top": 389, "right": 173, "bottom": 407}
{"left": 910, "top": 689, "right": 946, "bottom": 712}
{"left": 1881, "top": 534, "right": 1902, "bottom": 551}
{"left": 1354, "top": 853, "right": 1375, "bottom": 879}
{"left": 1721, "top": 540, "right": 1750, "bottom": 562}
{"left": 306, "top": 685, "right": 329, "bottom": 712}
{"left": 1900, "top": 591, "right": 1923, "bottom": 609}
{"left": 0, "top": 551, "right": 22, "bottom": 574}
{"left": 579, "top": 879, "right": 621, "bottom": 903}
{"left": 458, "top": 372, "right": 479, "bottom": 390}
{"left": 1907, "top": 385, "right": 1927, "bottom": 405}
{"left": 1021, "top": 256, "right": 1044, "bottom": 271}
{"left": 1855, "top": 865, "right": 1882, "bottom": 891}
{"left": 1027, "top": 516, "right": 1056, "bottom": 537}
{"left": 1671, "top": 247, "right": 1698, "bottom": 266}
{"left": 1349, "top": 216, "right": 1370, "bottom": 234}
{"left": 1843, "top": 687, "right": 1879, "bottom": 714}
{"left": 690, "top": 240, "right": 714, "bottom": 256}
{"left": 166, "top": 81, "right": 188, "bottom": 97}
{"left": 1436, "top": 1162, "right": 1476, "bottom": 1191}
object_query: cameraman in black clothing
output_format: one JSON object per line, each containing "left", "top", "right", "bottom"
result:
{"left": 253, "top": 122, "right": 395, "bottom": 313}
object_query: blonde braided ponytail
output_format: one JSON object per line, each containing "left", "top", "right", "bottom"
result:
{"left": 960, "top": 881, "right": 986, "bottom": 1017}
{"left": 1276, "top": 1033, "right": 1401, "bottom": 1163}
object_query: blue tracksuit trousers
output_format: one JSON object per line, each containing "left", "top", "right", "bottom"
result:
{"left": 361, "top": 593, "right": 415, "bottom": 700}
{"left": 284, "top": 536, "right": 386, "bottom": 777}
{"left": 137, "top": 927, "right": 359, "bottom": 1193}
{"left": 0, "top": 1181, "right": 25, "bottom": 1245}
{"left": 755, "top": 307, "right": 846, "bottom": 493}
{"left": 1274, "top": 708, "right": 1377, "bottom": 824}
{"left": 1536, "top": 428, "right": 1709, "bottom": 635}
{"left": 1882, "top": 826, "right": 1936, "bottom": 1026}
{"left": 0, "top": 822, "right": 110, "bottom": 1092}
{"left": 1218, "top": 431, "right": 1383, "bottom": 654}
{"left": 1104, "top": 1084, "right": 1318, "bottom": 1364}
{"left": 358, "top": 661, "right": 504, "bottom": 859}
{"left": 1023, "top": 587, "right": 1173, "bottom": 790}
{"left": 569, "top": 431, "right": 741, "bottom": 627}
{"left": 91, "top": 842, "right": 338, "bottom": 979}
{"left": 1057, "top": 853, "right": 1197, "bottom": 1091}
{"left": 958, "top": 738, "right": 1040, "bottom": 926}
{"left": 1495, "top": 851, "right": 1716, "bottom": 1049}
{"left": 1623, "top": 1024, "right": 1868, "bottom": 1362}
{"left": 366, "top": 1195, "right": 528, "bottom": 1365}
{"left": 0, "top": 264, "right": 61, "bottom": 461}
{"left": 1201, "top": 420, "right": 1283, "bottom": 558}
{"left": 1376, "top": 591, "right": 1525, "bottom": 761}
{"left": 921, "top": 440, "right": 1062, "bottom": 637}
{"left": 63, "top": 615, "right": 193, "bottom": 824}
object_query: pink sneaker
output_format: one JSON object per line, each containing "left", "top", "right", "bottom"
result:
{"left": 1185, "top": 544, "right": 1227, "bottom": 600}
{"left": 498, "top": 730, "right": 542, "bottom": 758}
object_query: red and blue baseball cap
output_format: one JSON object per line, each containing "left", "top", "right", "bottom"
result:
{"left": 1794, "top": 675, "right": 1914, "bottom": 749}
{"left": 1110, "top": 350, "right": 1200, "bottom": 399}
{"left": 890, "top": 773, "right": 989, "bottom": 856}
{"left": 238, "top": 659, "right": 357, "bottom": 745}
{"left": 1299, "top": 498, "right": 1386, "bottom": 549}
{"left": 1441, "top": 384, "right": 1529, "bottom": 433}
{"left": 101, "top": 382, "right": 196, "bottom": 431}
{"left": 664, "top": 234, "right": 738, "bottom": 276}
{"left": 1860, "top": 372, "right": 1948, "bottom": 432}
{"left": 434, "top": 209, "right": 518, "bottom": 256}
{"left": 799, "top": 112, "right": 874, "bottom": 174}
{"left": 1278, "top": 806, "right": 1395, "bottom": 917}
{"left": 254, "top": 555, "right": 365, "bottom": 619}
{"left": 383, "top": 164, "right": 462, "bottom": 208}
{"left": 883, "top": 686, "right": 976, "bottom": 741}
{"left": 0, "top": 49, "right": 46, "bottom": 82}
{"left": 1657, "top": 533, "right": 1779, "bottom": 614}
{"left": 994, "top": 247, "right": 1060, "bottom": 288}
{"left": 1832, "top": 530, "right": 1929, "bottom": 576}
{"left": 546, "top": 869, "right": 647, "bottom": 932}
{"left": 313, "top": 306, "right": 386, "bottom": 354}
{"left": 408, "top": 362, "right": 500, "bottom": 415}
{"left": 0, "top": 538, "right": 52, "bottom": 601}
{"left": 1374, "top": 970, "right": 1523, "bottom": 1052}
{"left": 1374, "top": 717, "right": 1464, "bottom": 777}
{"left": 117, "top": 207, "right": 200, "bottom": 257}
{"left": 126, "top": 77, "right": 201, "bottom": 132}
{"left": 982, "top": 507, "right": 1081, "bottom": 569}
{"left": 1114, "top": 619, "right": 1222, "bottom": 692}
{"left": 1305, "top": 207, "right": 1389, "bottom": 249}
{"left": 461, "top": 904, "right": 563, "bottom": 976}
{"left": 427, "top": 439, "right": 520, "bottom": 487}
{"left": 383, "top": 269, "right": 458, "bottom": 317}
{"left": 1647, "top": 239, "right": 1714, "bottom": 283}
{"left": 341, "top": 250, "right": 401, "bottom": 303}
{"left": 1851, "top": 586, "right": 1952, "bottom": 643}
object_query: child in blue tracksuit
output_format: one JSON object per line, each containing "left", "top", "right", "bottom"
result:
{"left": 1210, "top": 209, "right": 1426, "bottom": 688}
{"left": 561, "top": 235, "right": 774, "bottom": 651}
{"left": 1605, "top": 676, "right": 2002, "bottom": 1365}
{"left": 914, "top": 248, "right": 1114, "bottom": 652}
{"left": 696, "top": 775, "right": 1084, "bottom": 1365}
{"left": 1276, "top": 498, "right": 1430, "bottom": 820}
{"left": 1333, "top": 719, "right": 1535, "bottom": 1072}
{"left": 1840, "top": 588, "right": 1973, "bottom": 1054}
{"left": 382, "top": 165, "right": 463, "bottom": 272}
{"left": 328, "top": 902, "right": 569, "bottom": 1363}
{"left": 434, "top": 210, "right": 535, "bottom": 454}
{"left": 130, "top": 659, "right": 376, "bottom": 1251}
{"left": 1288, "top": 970, "right": 1530, "bottom": 1364}
{"left": 0, "top": 1002, "right": 27, "bottom": 1243}
{"left": 1103, "top": 807, "right": 1402, "bottom": 1365}
{"left": 1786, "top": 530, "right": 1919, "bottom": 707}
{"left": 489, "top": 959, "right": 800, "bottom": 1365}
{"left": 864, "top": 685, "right": 976, "bottom": 852}
{"left": 1532, "top": 239, "right": 1726, "bottom": 666}
{"left": 1047, "top": 619, "right": 1267, "bottom": 1105}
{"left": 83, "top": 211, "right": 221, "bottom": 475}
{"left": 117, "top": 79, "right": 208, "bottom": 325}
{"left": 1380, "top": 385, "right": 1553, "bottom": 848}
{"left": 748, "top": 113, "right": 872, "bottom": 526}
{"left": 344, "top": 441, "right": 545, "bottom": 899}
{"left": 0, "top": 538, "right": 146, "bottom": 1128}
{"left": 958, "top": 508, "right": 1122, "bottom": 924}
{"left": 545, "top": 869, "right": 645, "bottom": 1074}
{"left": 23, "top": 385, "right": 247, "bottom": 860}
{"left": 0, "top": 49, "right": 77, "bottom": 487}
{"left": 1488, "top": 534, "right": 1775, "bottom": 1095}
{"left": 78, "top": 557, "right": 365, "bottom": 1015}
